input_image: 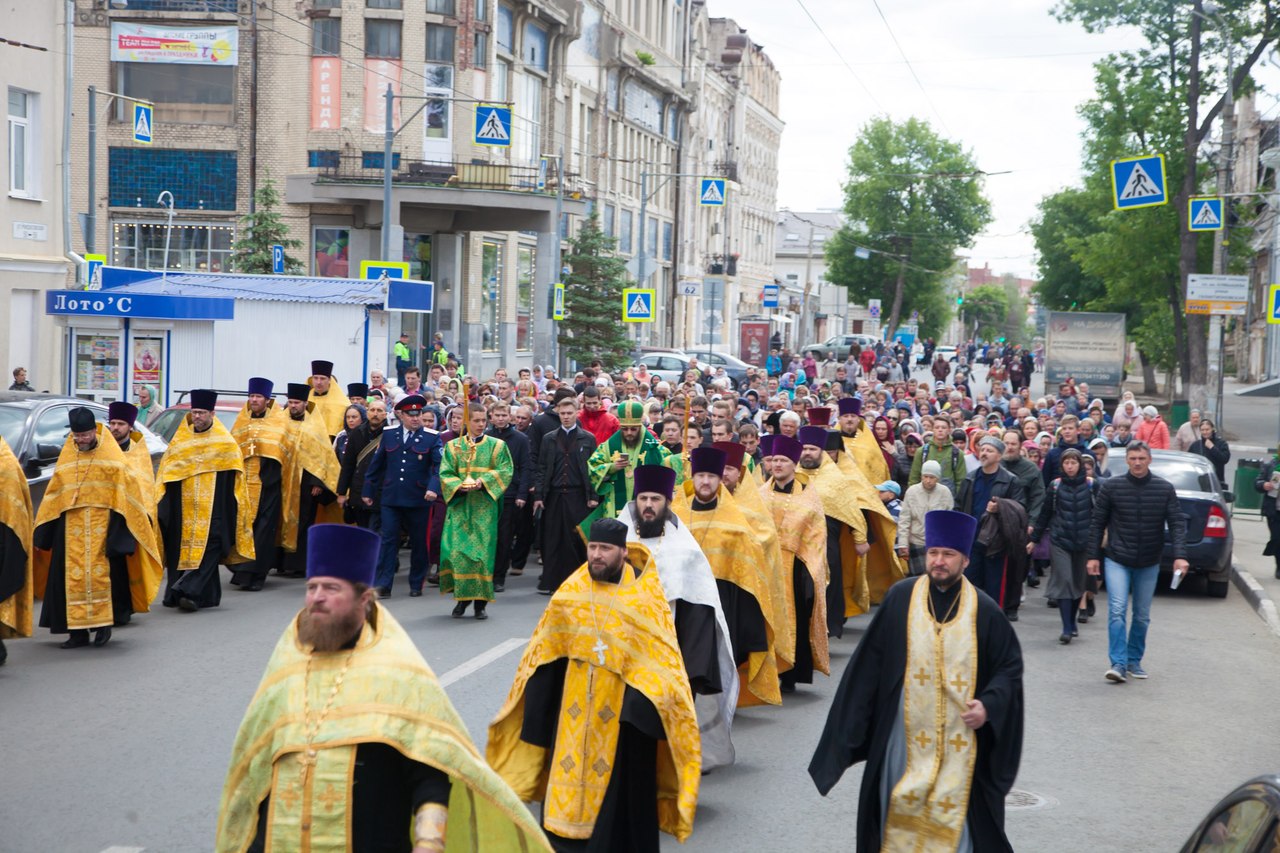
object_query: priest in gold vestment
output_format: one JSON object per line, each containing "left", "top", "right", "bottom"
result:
{"left": 157, "top": 390, "right": 254, "bottom": 612}
{"left": 34, "top": 407, "right": 162, "bottom": 648}
{"left": 280, "top": 383, "right": 341, "bottom": 578}
{"left": 106, "top": 401, "right": 158, "bottom": 532}
{"left": 488, "top": 519, "right": 701, "bottom": 852}
{"left": 837, "top": 397, "right": 890, "bottom": 484}
{"left": 0, "top": 436, "right": 33, "bottom": 664}
{"left": 810, "top": 510, "right": 1024, "bottom": 853}
{"left": 215, "top": 524, "right": 551, "bottom": 853}
{"left": 306, "top": 359, "right": 350, "bottom": 440}
{"left": 229, "top": 378, "right": 290, "bottom": 591}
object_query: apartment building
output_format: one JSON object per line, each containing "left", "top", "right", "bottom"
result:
{"left": 772, "top": 210, "right": 853, "bottom": 351}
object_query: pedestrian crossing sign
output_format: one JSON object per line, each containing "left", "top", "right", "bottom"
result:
{"left": 622, "top": 288, "right": 655, "bottom": 323}
{"left": 699, "top": 178, "right": 726, "bottom": 206}
{"left": 359, "top": 260, "right": 409, "bottom": 280}
{"left": 132, "top": 103, "right": 153, "bottom": 145}
{"left": 1188, "top": 197, "right": 1224, "bottom": 232}
{"left": 1268, "top": 284, "right": 1280, "bottom": 325}
{"left": 1110, "top": 154, "right": 1167, "bottom": 210}
{"left": 553, "top": 282, "right": 565, "bottom": 321}
{"left": 474, "top": 104, "right": 512, "bottom": 147}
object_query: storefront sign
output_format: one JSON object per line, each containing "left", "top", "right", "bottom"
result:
{"left": 110, "top": 23, "right": 239, "bottom": 65}
{"left": 45, "top": 290, "right": 234, "bottom": 320}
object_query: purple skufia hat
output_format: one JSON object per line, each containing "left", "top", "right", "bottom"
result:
{"left": 189, "top": 389, "right": 217, "bottom": 411}
{"left": 772, "top": 434, "right": 803, "bottom": 463}
{"left": 923, "top": 510, "right": 978, "bottom": 555}
{"left": 108, "top": 401, "right": 138, "bottom": 427}
{"left": 247, "top": 377, "right": 274, "bottom": 398}
{"left": 307, "top": 523, "right": 380, "bottom": 587}
{"left": 837, "top": 397, "right": 862, "bottom": 417}
{"left": 758, "top": 434, "right": 777, "bottom": 457}
{"left": 798, "top": 426, "right": 827, "bottom": 448}
{"left": 689, "top": 447, "right": 727, "bottom": 477}
{"left": 632, "top": 464, "right": 676, "bottom": 500}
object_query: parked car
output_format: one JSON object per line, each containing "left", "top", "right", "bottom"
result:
{"left": 935, "top": 345, "right": 959, "bottom": 363}
{"left": 0, "top": 392, "right": 167, "bottom": 513}
{"left": 148, "top": 390, "right": 246, "bottom": 442}
{"left": 1179, "top": 774, "right": 1280, "bottom": 852}
{"left": 1103, "top": 449, "right": 1234, "bottom": 598}
{"left": 632, "top": 352, "right": 711, "bottom": 385}
{"left": 683, "top": 349, "right": 753, "bottom": 388}
{"left": 801, "top": 333, "right": 881, "bottom": 360}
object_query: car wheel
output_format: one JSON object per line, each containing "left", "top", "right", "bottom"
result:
{"left": 1207, "top": 579, "right": 1230, "bottom": 599}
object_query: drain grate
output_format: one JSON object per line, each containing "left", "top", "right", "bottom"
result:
{"left": 1005, "top": 789, "right": 1058, "bottom": 811}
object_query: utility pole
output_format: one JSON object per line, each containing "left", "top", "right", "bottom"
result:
{"left": 1208, "top": 31, "right": 1235, "bottom": 430}
{"left": 85, "top": 87, "right": 154, "bottom": 255}
{"left": 799, "top": 223, "right": 815, "bottom": 352}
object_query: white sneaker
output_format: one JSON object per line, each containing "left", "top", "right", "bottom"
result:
{"left": 1105, "top": 667, "right": 1127, "bottom": 684}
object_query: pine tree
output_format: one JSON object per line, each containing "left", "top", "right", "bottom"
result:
{"left": 558, "top": 211, "right": 633, "bottom": 371}
{"left": 232, "top": 175, "right": 304, "bottom": 274}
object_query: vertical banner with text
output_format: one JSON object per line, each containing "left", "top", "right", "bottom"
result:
{"left": 311, "top": 57, "right": 341, "bottom": 130}
{"left": 363, "top": 59, "right": 402, "bottom": 134}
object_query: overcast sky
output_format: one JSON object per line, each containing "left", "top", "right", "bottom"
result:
{"left": 721, "top": 0, "right": 1268, "bottom": 279}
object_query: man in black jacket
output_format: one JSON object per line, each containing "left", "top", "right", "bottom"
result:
{"left": 956, "top": 435, "right": 1024, "bottom": 616}
{"left": 486, "top": 401, "right": 530, "bottom": 593}
{"left": 336, "top": 397, "right": 387, "bottom": 530}
{"left": 1088, "top": 441, "right": 1188, "bottom": 684}
{"left": 533, "top": 394, "right": 598, "bottom": 594}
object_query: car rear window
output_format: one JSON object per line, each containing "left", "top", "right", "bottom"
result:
{"left": 0, "top": 406, "right": 27, "bottom": 449}
{"left": 1148, "top": 460, "right": 1216, "bottom": 492}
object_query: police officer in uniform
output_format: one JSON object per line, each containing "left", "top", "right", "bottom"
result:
{"left": 363, "top": 394, "right": 442, "bottom": 598}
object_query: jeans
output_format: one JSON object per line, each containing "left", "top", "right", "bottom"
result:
{"left": 1104, "top": 559, "right": 1159, "bottom": 669}
{"left": 375, "top": 504, "right": 429, "bottom": 591}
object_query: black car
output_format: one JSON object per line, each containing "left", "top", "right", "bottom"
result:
{"left": 1180, "top": 774, "right": 1280, "bottom": 851}
{"left": 0, "top": 392, "right": 167, "bottom": 512}
{"left": 1103, "top": 449, "right": 1234, "bottom": 598}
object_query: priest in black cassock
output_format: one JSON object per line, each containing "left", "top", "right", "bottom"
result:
{"left": 809, "top": 510, "right": 1024, "bottom": 853}
{"left": 533, "top": 394, "right": 597, "bottom": 594}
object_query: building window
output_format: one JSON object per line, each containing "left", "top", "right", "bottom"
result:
{"left": 646, "top": 217, "right": 657, "bottom": 258}
{"left": 424, "top": 64, "right": 453, "bottom": 141}
{"left": 665, "top": 104, "right": 679, "bottom": 141}
{"left": 482, "top": 241, "right": 503, "bottom": 352}
{"left": 115, "top": 63, "right": 234, "bottom": 125}
{"left": 516, "top": 245, "right": 534, "bottom": 350}
{"left": 602, "top": 203, "right": 615, "bottom": 238}
{"left": 314, "top": 227, "right": 351, "bottom": 277}
{"left": 312, "top": 0, "right": 341, "bottom": 7}
{"left": 475, "top": 0, "right": 487, "bottom": 21}
{"left": 493, "top": 58, "right": 510, "bottom": 101}
{"left": 522, "top": 21, "right": 548, "bottom": 71}
{"left": 367, "top": 0, "right": 402, "bottom": 8}
{"left": 361, "top": 151, "right": 401, "bottom": 169}
{"left": 623, "top": 79, "right": 662, "bottom": 133}
{"left": 112, "top": 219, "right": 234, "bottom": 273}
{"left": 496, "top": 4, "right": 514, "bottom": 53}
{"left": 619, "top": 210, "right": 633, "bottom": 254}
{"left": 513, "top": 71, "right": 541, "bottom": 165}
{"left": 308, "top": 150, "right": 340, "bottom": 168}
{"left": 662, "top": 221, "right": 673, "bottom": 260}
{"left": 7, "top": 89, "right": 34, "bottom": 197}
{"left": 404, "top": 233, "right": 432, "bottom": 280}
{"left": 426, "top": 0, "right": 455, "bottom": 12}
{"left": 425, "top": 25, "right": 455, "bottom": 62}
{"left": 365, "top": 20, "right": 402, "bottom": 58}
{"left": 473, "top": 32, "right": 488, "bottom": 69}
{"left": 312, "top": 18, "right": 341, "bottom": 56}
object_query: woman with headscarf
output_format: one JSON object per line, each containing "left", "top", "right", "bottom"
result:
{"left": 334, "top": 403, "right": 367, "bottom": 462}
{"left": 872, "top": 415, "right": 902, "bottom": 483}
{"left": 1188, "top": 417, "right": 1231, "bottom": 484}
{"left": 136, "top": 384, "right": 164, "bottom": 427}
{"left": 1030, "top": 448, "right": 1099, "bottom": 643}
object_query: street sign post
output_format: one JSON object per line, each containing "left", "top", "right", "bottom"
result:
{"left": 1188, "top": 197, "right": 1224, "bottom": 232}
{"left": 762, "top": 283, "right": 779, "bottom": 308}
{"left": 1185, "top": 274, "right": 1248, "bottom": 316}
{"left": 474, "top": 104, "right": 512, "bottom": 146}
{"left": 1268, "top": 284, "right": 1280, "bottom": 325}
{"left": 552, "top": 282, "right": 565, "bottom": 320}
{"left": 699, "top": 178, "right": 726, "bottom": 206}
{"left": 132, "top": 102, "right": 153, "bottom": 145}
{"left": 1110, "top": 154, "right": 1167, "bottom": 210}
{"left": 622, "top": 288, "right": 655, "bottom": 323}
{"left": 271, "top": 244, "right": 285, "bottom": 274}
{"left": 868, "top": 298, "right": 882, "bottom": 320}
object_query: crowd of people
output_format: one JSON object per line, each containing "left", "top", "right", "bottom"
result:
{"left": 1, "top": 334, "right": 1275, "bottom": 851}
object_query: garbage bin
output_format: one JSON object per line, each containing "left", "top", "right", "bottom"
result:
{"left": 1171, "top": 398, "right": 1190, "bottom": 432}
{"left": 1233, "top": 458, "right": 1263, "bottom": 516}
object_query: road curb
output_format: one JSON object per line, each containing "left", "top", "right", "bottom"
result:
{"left": 1230, "top": 562, "right": 1280, "bottom": 638}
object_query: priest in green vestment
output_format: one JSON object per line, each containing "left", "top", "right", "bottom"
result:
{"left": 582, "top": 400, "right": 673, "bottom": 535}
{"left": 439, "top": 404, "right": 513, "bottom": 619}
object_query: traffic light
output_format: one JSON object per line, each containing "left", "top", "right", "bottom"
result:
{"left": 956, "top": 295, "right": 964, "bottom": 306}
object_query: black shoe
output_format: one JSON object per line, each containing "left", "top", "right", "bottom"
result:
{"left": 780, "top": 681, "right": 796, "bottom": 694}
{"left": 1027, "top": 577, "right": 1040, "bottom": 588}
{"left": 1059, "top": 634, "right": 1071, "bottom": 644}
{"left": 246, "top": 579, "right": 265, "bottom": 592}
{"left": 0, "top": 637, "right": 7, "bottom": 666}
{"left": 493, "top": 583, "right": 505, "bottom": 593}
{"left": 177, "top": 597, "right": 198, "bottom": 613}
{"left": 113, "top": 613, "right": 132, "bottom": 626}
{"left": 1047, "top": 599, "right": 1056, "bottom": 608}
{"left": 1086, "top": 598, "right": 1096, "bottom": 617}
{"left": 426, "top": 573, "right": 440, "bottom": 587}
{"left": 1077, "top": 610, "right": 1088, "bottom": 624}
{"left": 61, "top": 630, "right": 90, "bottom": 649}
{"left": 474, "top": 605, "right": 488, "bottom": 620}
{"left": 376, "top": 587, "right": 391, "bottom": 599}
{"left": 537, "top": 588, "right": 552, "bottom": 596}
{"left": 409, "top": 588, "right": 422, "bottom": 597}
{"left": 1275, "top": 568, "right": 1280, "bottom": 580}
{"left": 93, "top": 627, "right": 112, "bottom": 647}
{"left": 452, "top": 602, "right": 469, "bottom": 618}
{"left": 1005, "top": 611, "right": 1019, "bottom": 622}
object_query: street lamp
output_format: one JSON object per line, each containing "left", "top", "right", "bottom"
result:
{"left": 157, "top": 190, "right": 175, "bottom": 281}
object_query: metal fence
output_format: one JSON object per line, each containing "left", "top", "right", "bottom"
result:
{"left": 315, "top": 155, "right": 588, "bottom": 198}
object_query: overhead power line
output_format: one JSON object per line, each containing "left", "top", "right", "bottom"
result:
{"left": 868, "top": 0, "right": 951, "bottom": 134}
{"left": 792, "top": 0, "right": 888, "bottom": 113}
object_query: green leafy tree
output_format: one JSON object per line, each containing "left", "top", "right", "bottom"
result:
{"left": 558, "top": 211, "right": 632, "bottom": 371}
{"left": 232, "top": 176, "right": 304, "bottom": 274}
{"left": 1030, "top": 186, "right": 1108, "bottom": 312}
{"left": 825, "top": 117, "right": 992, "bottom": 339}
{"left": 961, "top": 284, "right": 1008, "bottom": 340}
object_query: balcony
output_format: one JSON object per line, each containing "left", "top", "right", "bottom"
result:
{"left": 103, "top": 0, "right": 240, "bottom": 10}
{"left": 315, "top": 155, "right": 589, "bottom": 199}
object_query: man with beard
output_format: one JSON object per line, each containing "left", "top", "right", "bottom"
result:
{"left": 306, "top": 359, "right": 349, "bottom": 439}
{"left": 157, "top": 391, "right": 254, "bottom": 612}
{"left": 618, "top": 465, "right": 737, "bottom": 771}
{"left": 484, "top": 400, "right": 530, "bottom": 592}
{"left": 336, "top": 396, "right": 388, "bottom": 530}
{"left": 584, "top": 400, "right": 673, "bottom": 532}
{"left": 106, "top": 402, "right": 157, "bottom": 532}
{"left": 672, "top": 447, "right": 786, "bottom": 707}
{"left": 837, "top": 397, "right": 890, "bottom": 484}
{"left": 279, "top": 383, "right": 340, "bottom": 578}
{"left": 228, "top": 378, "right": 289, "bottom": 591}
{"left": 0, "top": 434, "right": 33, "bottom": 665}
{"left": 215, "top": 524, "right": 550, "bottom": 853}
{"left": 534, "top": 394, "right": 598, "bottom": 595}
{"left": 36, "top": 407, "right": 162, "bottom": 645}
{"left": 759, "top": 434, "right": 829, "bottom": 695}
{"left": 488, "top": 519, "right": 701, "bottom": 852}
{"left": 796, "top": 425, "right": 870, "bottom": 638}
{"left": 810, "top": 510, "right": 1025, "bottom": 853}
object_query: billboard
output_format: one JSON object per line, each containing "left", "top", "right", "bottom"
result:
{"left": 110, "top": 23, "right": 239, "bottom": 65}
{"left": 1045, "top": 311, "right": 1127, "bottom": 399}
{"left": 739, "top": 320, "right": 770, "bottom": 367}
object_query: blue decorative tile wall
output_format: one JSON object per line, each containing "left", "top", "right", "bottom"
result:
{"left": 108, "top": 148, "right": 238, "bottom": 210}
{"left": 361, "top": 151, "right": 401, "bottom": 170}
{"left": 308, "top": 150, "right": 340, "bottom": 168}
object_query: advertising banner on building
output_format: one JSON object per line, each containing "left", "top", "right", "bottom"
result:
{"left": 364, "top": 59, "right": 402, "bottom": 134}
{"left": 1045, "top": 311, "right": 1127, "bottom": 398}
{"left": 739, "top": 320, "right": 770, "bottom": 367}
{"left": 110, "top": 23, "right": 239, "bottom": 65}
{"left": 311, "top": 57, "right": 341, "bottom": 130}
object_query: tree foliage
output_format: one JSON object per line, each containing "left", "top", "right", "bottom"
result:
{"left": 558, "top": 211, "right": 633, "bottom": 371}
{"left": 825, "top": 117, "right": 992, "bottom": 340}
{"left": 961, "top": 284, "right": 1009, "bottom": 340}
{"left": 232, "top": 176, "right": 304, "bottom": 274}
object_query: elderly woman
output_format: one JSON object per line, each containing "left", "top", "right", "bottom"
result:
{"left": 1188, "top": 418, "right": 1231, "bottom": 483}
{"left": 135, "top": 384, "right": 165, "bottom": 427}
{"left": 1030, "top": 447, "right": 1098, "bottom": 644}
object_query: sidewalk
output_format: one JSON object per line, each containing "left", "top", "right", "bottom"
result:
{"left": 1228, "top": 511, "right": 1280, "bottom": 637}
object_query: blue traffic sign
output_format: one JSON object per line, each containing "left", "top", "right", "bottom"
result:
{"left": 552, "top": 282, "right": 565, "bottom": 321}
{"left": 1268, "top": 284, "right": 1280, "bottom": 325}
{"left": 699, "top": 178, "right": 726, "bottom": 207}
{"left": 132, "top": 103, "right": 153, "bottom": 145}
{"left": 1188, "top": 197, "right": 1224, "bottom": 232}
{"left": 1110, "top": 154, "right": 1166, "bottom": 210}
{"left": 762, "top": 283, "right": 779, "bottom": 308}
{"left": 474, "top": 104, "right": 512, "bottom": 147}
{"left": 622, "top": 288, "right": 655, "bottom": 323}
{"left": 271, "top": 244, "right": 285, "bottom": 274}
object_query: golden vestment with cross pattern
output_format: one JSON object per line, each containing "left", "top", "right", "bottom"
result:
{"left": 155, "top": 416, "right": 254, "bottom": 568}
{"left": 0, "top": 437, "right": 33, "bottom": 638}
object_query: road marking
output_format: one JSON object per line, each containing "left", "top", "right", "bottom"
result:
{"left": 438, "top": 637, "right": 527, "bottom": 687}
